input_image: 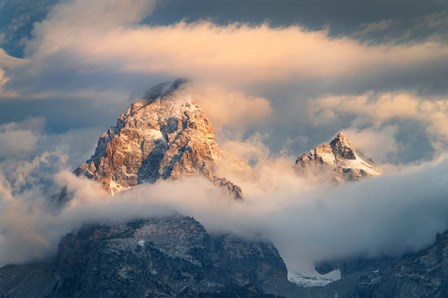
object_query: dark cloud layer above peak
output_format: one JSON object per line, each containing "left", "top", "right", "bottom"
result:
{"left": 148, "top": 0, "right": 448, "bottom": 44}
{"left": 149, "top": 0, "right": 444, "bottom": 29}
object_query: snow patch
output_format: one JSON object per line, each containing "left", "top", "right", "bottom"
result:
{"left": 109, "top": 180, "right": 130, "bottom": 195}
{"left": 288, "top": 270, "right": 341, "bottom": 288}
{"left": 344, "top": 153, "right": 381, "bottom": 176}
{"left": 319, "top": 151, "right": 336, "bottom": 165}
{"left": 145, "top": 129, "right": 164, "bottom": 140}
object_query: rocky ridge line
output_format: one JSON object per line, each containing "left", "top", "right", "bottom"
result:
{"left": 295, "top": 132, "right": 380, "bottom": 182}
{"left": 75, "top": 79, "right": 242, "bottom": 199}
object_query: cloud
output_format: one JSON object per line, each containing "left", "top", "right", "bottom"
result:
{"left": 3, "top": 147, "right": 448, "bottom": 277}
{"left": 311, "top": 92, "right": 448, "bottom": 155}
{"left": 0, "top": 117, "right": 445, "bottom": 276}
{"left": 0, "top": 117, "right": 45, "bottom": 159}
{"left": 354, "top": 19, "right": 396, "bottom": 37}
{"left": 0, "top": 129, "right": 39, "bottom": 159}
{"left": 0, "top": 48, "right": 25, "bottom": 68}
{"left": 144, "top": 0, "right": 448, "bottom": 46}
{"left": 344, "top": 126, "right": 399, "bottom": 163}
{"left": 0, "top": 185, "right": 53, "bottom": 263}
{"left": 26, "top": 0, "right": 156, "bottom": 57}
{"left": 0, "top": 0, "right": 445, "bottom": 100}
{"left": 0, "top": 68, "right": 8, "bottom": 94}
{"left": 24, "top": 22, "right": 448, "bottom": 88}
{"left": 0, "top": 118, "right": 96, "bottom": 195}
{"left": 190, "top": 84, "right": 272, "bottom": 131}
{"left": 0, "top": 48, "right": 28, "bottom": 97}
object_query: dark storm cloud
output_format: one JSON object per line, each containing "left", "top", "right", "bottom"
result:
{"left": 148, "top": 0, "right": 445, "bottom": 34}
{"left": 145, "top": 0, "right": 448, "bottom": 45}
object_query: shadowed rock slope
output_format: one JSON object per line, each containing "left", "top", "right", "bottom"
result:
{"left": 350, "top": 231, "right": 448, "bottom": 298}
{"left": 0, "top": 215, "right": 289, "bottom": 298}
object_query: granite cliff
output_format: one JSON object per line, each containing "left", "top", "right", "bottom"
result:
{"left": 75, "top": 79, "right": 242, "bottom": 199}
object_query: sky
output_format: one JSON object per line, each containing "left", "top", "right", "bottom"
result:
{"left": 1, "top": 0, "right": 448, "bottom": 275}
{"left": 0, "top": 0, "right": 447, "bottom": 164}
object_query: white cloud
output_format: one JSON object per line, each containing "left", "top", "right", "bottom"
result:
{"left": 26, "top": 0, "right": 156, "bottom": 57}
{"left": 0, "top": 116, "right": 445, "bottom": 275}
{"left": 344, "top": 126, "right": 399, "bottom": 163}
{"left": 191, "top": 84, "right": 272, "bottom": 131}
{"left": 2, "top": 153, "right": 448, "bottom": 276}
{"left": 0, "top": 48, "right": 28, "bottom": 97}
{"left": 0, "top": 117, "right": 45, "bottom": 159}
{"left": 24, "top": 20, "right": 448, "bottom": 88}
{"left": 311, "top": 92, "right": 448, "bottom": 153}
{"left": 0, "top": 48, "right": 26, "bottom": 68}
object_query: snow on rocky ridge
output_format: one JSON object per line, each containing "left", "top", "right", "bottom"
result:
{"left": 75, "top": 79, "right": 243, "bottom": 199}
{"left": 75, "top": 79, "right": 380, "bottom": 201}
{"left": 295, "top": 132, "right": 381, "bottom": 182}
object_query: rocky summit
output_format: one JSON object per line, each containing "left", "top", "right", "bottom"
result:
{"left": 295, "top": 132, "right": 380, "bottom": 182}
{"left": 74, "top": 79, "right": 242, "bottom": 199}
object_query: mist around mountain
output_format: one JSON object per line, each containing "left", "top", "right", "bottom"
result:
{"left": 2, "top": 80, "right": 448, "bottom": 297}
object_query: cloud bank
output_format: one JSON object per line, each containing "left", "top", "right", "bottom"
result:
{"left": 0, "top": 119, "right": 448, "bottom": 277}
{"left": 10, "top": 9, "right": 448, "bottom": 93}
{"left": 1, "top": 147, "right": 448, "bottom": 276}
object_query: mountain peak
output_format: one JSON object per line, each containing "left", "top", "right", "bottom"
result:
{"left": 329, "top": 131, "right": 356, "bottom": 160}
{"left": 295, "top": 131, "right": 380, "bottom": 182}
{"left": 332, "top": 132, "right": 351, "bottom": 146}
{"left": 74, "top": 80, "right": 242, "bottom": 199}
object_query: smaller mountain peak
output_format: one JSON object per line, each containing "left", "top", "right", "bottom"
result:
{"left": 295, "top": 130, "right": 380, "bottom": 182}
{"left": 330, "top": 131, "right": 355, "bottom": 160}
{"left": 331, "top": 131, "right": 352, "bottom": 147}
{"left": 335, "top": 131, "right": 347, "bottom": 139}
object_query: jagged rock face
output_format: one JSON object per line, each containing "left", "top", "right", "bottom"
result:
{"left": 352, "top": 232, "right": 448, "bottom": 298}
{"left": 295, "top": 132, "right": 380, "bottom": 182}
{"left": 75, "top": 79, "right": 242, "bottom": 199}
{"left": 0, "top": 215, "right": 288, "bottom": 298}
